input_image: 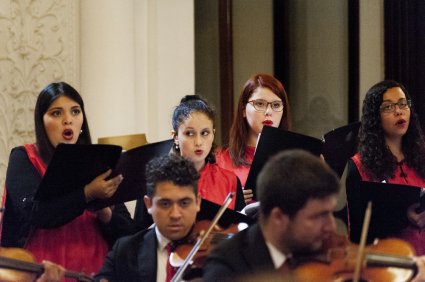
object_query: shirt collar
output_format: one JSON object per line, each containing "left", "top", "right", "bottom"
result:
{"left": 265, "top": 240, "right": 291, "bottom": 269}
{"left": 155, "top": 226, "right": 171, "bottom": 251}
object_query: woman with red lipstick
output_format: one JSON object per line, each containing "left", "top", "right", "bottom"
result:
{"left": 346, "top": 80, "right": 425, "bottom": 255}
{"left": 170, "top": 95, "right": 245, "bottom": 211}
{"left": 1, "top": 82, "right": 133, "bottom": 277}
{"left": 215, "top": 74, "right": 291, "bottom": 203}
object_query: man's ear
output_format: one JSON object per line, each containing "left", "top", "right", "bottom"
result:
{"left": 144, "top": 195, "right": 153, "bottom": 214}
{"left": 195, "top": 193, "right": 201, "bottom": 212}
{"left": 270, "top": 207, "right": 290, "bottom": 231}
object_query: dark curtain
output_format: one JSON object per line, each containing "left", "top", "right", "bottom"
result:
{"left": 385, "top": 0, "right": 425, "bottom": 128}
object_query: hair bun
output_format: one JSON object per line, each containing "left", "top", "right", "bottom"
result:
{"left": 180, "top": 94, "right": 205, "bottom": 104}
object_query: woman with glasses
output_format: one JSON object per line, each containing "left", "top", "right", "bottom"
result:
{"left": 346, "top": 80, "right": 425, "bottom": 255}
{"left": 216, "top": 74, "right": 291, "bottom": 203}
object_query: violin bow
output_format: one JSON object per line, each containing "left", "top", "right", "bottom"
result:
{"left": 170, "top": 192, "right": 234, "bottom": 282}
{"left": 353, "top": 201, "right": 372, "bottom": 282}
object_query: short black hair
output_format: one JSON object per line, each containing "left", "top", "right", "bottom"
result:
{"left": 145, "top": 154, "right": 199, "bottom": 197}
{"left": 257, "top": 149, "right": 340, "bottom": 218}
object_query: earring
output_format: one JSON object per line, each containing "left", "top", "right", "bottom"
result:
{"left": 175, "top": 143, "right": 179, "bottom": 150}
{"left": 80, "top": 129, "right": 83, "bottom": 134}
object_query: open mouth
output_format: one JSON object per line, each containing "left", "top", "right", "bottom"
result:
{"left": 396, "top": 119, "right": 406, "bottom": 126}
{"left": 62, "top": 129, "right": 74, "bottom": 140}
{"left": 195, "top": 150, "right": 203, "bottom": 156}
{"left": 262, "top": 120, "right": 273, "bottom": 126}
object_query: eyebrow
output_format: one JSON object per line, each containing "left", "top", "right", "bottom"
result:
{"left": 382, "top": 98, "right": 406, "bottom": 102}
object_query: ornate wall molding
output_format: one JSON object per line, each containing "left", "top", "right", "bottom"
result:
{"left": 0, "top": 0, "right": 79, "bottom": 188}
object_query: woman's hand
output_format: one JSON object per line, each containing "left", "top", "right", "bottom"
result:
{"left": 84, "top": 169, "right": 123, "bottom": 202}
{"left": 243, "top": 188, "right": 254, "bottom": 204}
{"left": 36, "top": 260, "right": 65, "bottom": 282}
{"left": 407, "top": 203, "right": 425, "bottom": 229}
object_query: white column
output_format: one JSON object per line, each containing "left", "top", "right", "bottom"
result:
{"left": 80, "top": 0, "right": 136, "bottom": 141}
{"left": 80, "top": 0, "right": 194, "bottom": 143}
{"left": 359, "top": 0, "right": 385, "bottom": 111}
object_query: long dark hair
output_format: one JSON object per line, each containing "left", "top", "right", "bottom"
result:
{"left": 228, "top": 73, "right": 291, "bottom": 166}
{"left": 35, "top": 82, "right": 92, "bottom": 163}
{"left": 358, "top": 80, "right": 425, "bottom": 180}
{"left": 171, "top": 95, "right": 216, "bottom": 164}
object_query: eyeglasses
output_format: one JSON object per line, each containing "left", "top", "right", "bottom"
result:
{"left": 379, "top": 99, "right": 412, "bottom": 113}
{"left": 247, "top": 99, "right": 284, "bottom": 112}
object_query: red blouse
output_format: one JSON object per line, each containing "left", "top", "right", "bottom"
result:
{"left": 215, "top": 146, "right": 255, "bottom": 188}
{"left": 198, "top": 162, "right": 239, "bottom": 210}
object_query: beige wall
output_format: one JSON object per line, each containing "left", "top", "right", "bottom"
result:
{"left": 233, "top": 0, "right": 274, "bottom": 104}
{"left": 289, "top": 0, "right": 348, "bottom": 139}
{"left": 81, "top": 0, "right": 195, "bottom": 143}
{"left": 359, "top": 0, "right": 385, "bottom": 108}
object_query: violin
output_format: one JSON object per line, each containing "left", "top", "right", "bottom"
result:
{"left": 292, "top": 233, "right": 417, "bottom": 282}
{"left": 170, "top": 193, "right": 236, "bottom": 282}
{"left": 0, "top": 247, "right": 94, "bottom": 282}
{"left": 292, "top": 202, "right": 417, "bottom": 282}
{"left": 170, "top": 219, "right": 239, "bottom": 268}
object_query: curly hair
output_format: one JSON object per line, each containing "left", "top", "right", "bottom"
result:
{"left": 228, "top": 73, "right": 291, "bottom": 166}
{"left": 145, "top": 154, "right": 199, "bottom": 197}
{"left": 171, "top": 94, "right": 216, "bottom": 164}
{"left": 359, "top": 80, "right": 425, "bottom": 180}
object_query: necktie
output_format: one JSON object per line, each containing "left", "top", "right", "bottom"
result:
{"left": 166, "top": 243, "right": 178, "bottom": 282}
{"left": 278, "top": 257, "right": 295, "bottom": 280}
{"left": 278, "top": 260, "right": 290, "bottom": 274}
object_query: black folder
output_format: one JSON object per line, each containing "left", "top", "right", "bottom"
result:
{"left": 35, "top": 143, "right": 123, "bottom": 201}
{"left": 322, "top": 122, "right": 360, "bottom": 178}
{"left": 346, "top": 181, "right": 423, "bottom": 244}
{"left": 245, "top": 123, "right": 360, "bottom": 200}
{"left": 35, "top": 140, "right": 174, "bottom": 210}
{"left": 89, "top": 139, "right": 173, "bottom": 210}
{"left": 197, "top": 199, "right": 255, "bottom": 227}
{"left": 245, "top": 126, "right": 324, "bottom": 200}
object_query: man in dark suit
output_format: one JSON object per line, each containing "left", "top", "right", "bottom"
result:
{"left": 203, "top": 149, "right": 340, "bottom": 281}
{"left": 203, "top": 149, "right": 425, "bottom": 282}
{"left": 94, "top": 154, "right": 201, "bottom": 282}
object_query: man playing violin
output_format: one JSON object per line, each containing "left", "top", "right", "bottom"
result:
{"left": 203, "top": 149, "right": 425, "bottom": 282}
{"left": 94, "top": 154, "right": 201, "bottom": 282}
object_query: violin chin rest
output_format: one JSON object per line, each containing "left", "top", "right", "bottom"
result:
{"left": 170, "top": 252, "right": 185, "bottom": 267}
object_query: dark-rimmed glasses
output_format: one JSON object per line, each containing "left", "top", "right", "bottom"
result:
{"left": 379, "top": 99, "right": 411, "bottom": 113}
{"left": 247, "top": 99, "right": 284, "bottom": 112}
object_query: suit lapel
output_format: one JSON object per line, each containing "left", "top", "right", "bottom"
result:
{"left": 241, "top": 224, "right": 275, "bottom": 273}
{"left": 138, "top": 228, "right": 158, "bottom": 281}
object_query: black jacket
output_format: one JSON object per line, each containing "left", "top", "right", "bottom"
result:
{"left": 95, "top": 228, "right": 158, "bottom": 282}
